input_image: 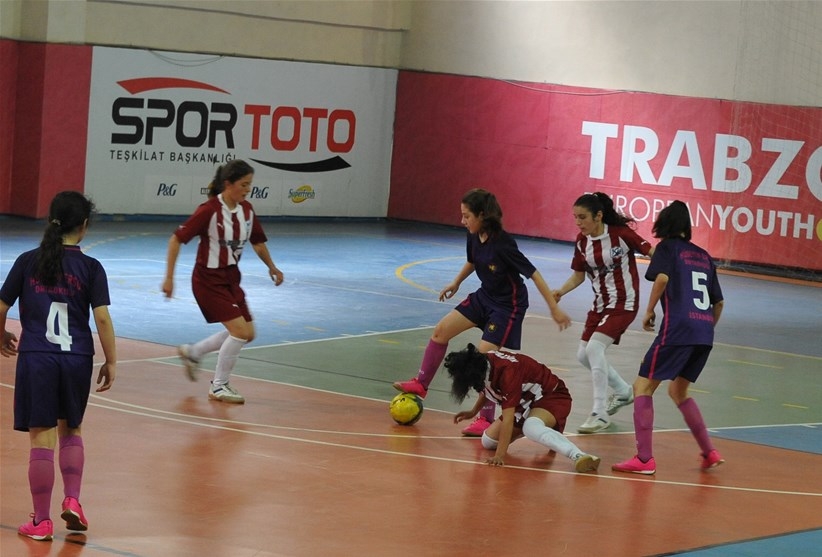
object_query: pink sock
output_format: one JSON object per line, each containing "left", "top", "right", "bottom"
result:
{"left": 59, "top": 435, "right": 85, "bottom": 500}
{"left": 29, "top": 448, "right": 55, "bottom": 523}
{"left": 633, "top": 395, "right": 654, "bottom": 462}
{"left": 479, "top": 400, "right": 496, "bottom": 422}
{"left": 417, "top": 339, "right": 447, "bottom": 389}
{"left": 678, "top": 398, "right": 714, "bottom": 456}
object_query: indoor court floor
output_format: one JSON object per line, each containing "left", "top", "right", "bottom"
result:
{"left": 1, "top": 217, "right": 820, "bottom": 557}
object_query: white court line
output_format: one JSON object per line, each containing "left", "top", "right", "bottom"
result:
{"left": 3, "top": 374, "right": 820, "bottom": 498}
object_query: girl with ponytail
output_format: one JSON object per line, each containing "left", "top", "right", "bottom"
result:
{"left": 393, "top": 188, "right": 572, "bottom": 437}
{"left": 554, "top": 192, "right": 654, "bottom": 434}
{"left": 1, "top": 191, "right": 116, "bottom": 540}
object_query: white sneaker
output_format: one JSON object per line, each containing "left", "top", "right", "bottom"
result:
{"left": 577, "top": 413, "right": 611, "bottom": 434}
{"left": 606, "top": 391, "right": 634, "bottom": 416}
{"left": 208, "top": 382, "right": 245, "bottom": 404}
{"left": 573, "top": 453, "right": 602, "bottom": 473}
{"left": 177, "top": 344, "right": 199, "bottom": 382}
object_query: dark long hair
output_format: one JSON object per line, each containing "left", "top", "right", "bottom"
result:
{"left": 574, "top": 192, "right": 635, "bottom": 227}
{"left": 652, "top": 200, "right": 692, "bottom": 241}
{"left": 36, "top": 191, "right": 95, "bottom": 286}
{"left": 444, "top": 343, "right": 489, "bottom": 404}
{"left": 462, "top": 189, "right": 503, "bottom": 236}
{"left": 207, "top": 159, "right": 254, "bottom": 197}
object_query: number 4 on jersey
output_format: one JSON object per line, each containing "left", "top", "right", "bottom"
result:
{"left": 46, "top": 302, "right": 73, "bottom": 351}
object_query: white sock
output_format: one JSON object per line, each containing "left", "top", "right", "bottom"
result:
{"left": 213, "top": 335, "right": 247, "bottom": 386}
{"left": 607, "top": 364, "right": 632, "bottom": 399}
{"left": 522, "top": 417, "right": 582, "bottom": 460}
{"left": 190, "top": 330, "right": 230, "bottom": 361}
{"left": 586, "top": 339, "right": 610, "bottom": 416}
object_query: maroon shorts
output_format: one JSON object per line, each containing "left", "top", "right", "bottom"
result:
{"left": 14, "top": 352, "right": 93, "bottom": 431}
{"left": 192, "top": 265, "right": 252, "bottom": 323}
{"left": 581, "top": 308, "right": 638, "bottom": 345}
{"left": 512, "top": 381, "right": 572, "bottom": 433}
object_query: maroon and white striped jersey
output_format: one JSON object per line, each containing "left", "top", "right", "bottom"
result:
{"left": 174, "top": 195, "right": 267, "bottom": 269}
{"left": 571, "top": 224, "right": 652, "bottom": 312}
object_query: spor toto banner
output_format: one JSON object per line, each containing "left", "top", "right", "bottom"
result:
{"left": 85, "top": 47, "right": 397, "bottom": 216}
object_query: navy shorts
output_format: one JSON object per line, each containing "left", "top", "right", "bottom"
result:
{"left": 455, "top": 289, "right": 526, "bottom": 350}
{"left": 14, "top": 352, "right": 94, "bottom": 431}
{"left": 639, "top": 341, "right": 712, "bottom": 382}
{"left": 192, "top": 265, "right": 252, "bottom": 323}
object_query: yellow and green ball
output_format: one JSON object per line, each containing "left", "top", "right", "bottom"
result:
{"left": 389, "top": 393, "right": 424, "bottom": 425}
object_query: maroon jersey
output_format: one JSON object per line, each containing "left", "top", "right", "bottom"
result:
{"left": 483, "top": 350, "right": 564, "bottom": 424}
{"left": 174, "top": 194, "right": 267, "bottom": 269}
{"left": 571, "top": 224, "right": 652, "bottom": 312}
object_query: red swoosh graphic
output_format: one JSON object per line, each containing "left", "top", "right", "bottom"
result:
{"left": 117, "top": 78, "right": 229, "bottom": 95}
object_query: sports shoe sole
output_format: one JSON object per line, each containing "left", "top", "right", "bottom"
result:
{"left": 574, "top": 455, "right": 601, "bottom": 473}
{"left": 61, "top": 508, "right": 88, "bottom": 531}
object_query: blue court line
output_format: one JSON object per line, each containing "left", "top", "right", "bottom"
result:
{"left": 667, "top": 528, "right": 822, "bottom": 557}
{"left": 710, "top": 424, "right": 822, "bottom": 455}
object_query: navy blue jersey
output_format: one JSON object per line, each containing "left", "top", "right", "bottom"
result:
{"left": 646, "top": 238, "right": 723, "bottom": 346}
{"left": 0, "top": 246, "right": 110, "bottom": 355}
{"left": 467, "top": 230, "right": 536, "bottom": 308}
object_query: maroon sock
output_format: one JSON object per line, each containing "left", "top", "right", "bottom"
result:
{"left": 29, "top": 448, "right": 55, "bottom": 523}
{"left": 678, "top": 398, "right": 714, "bottom": 456}
{"left": 633, "top": 395, "right": 654, "bottom": 462}
{"left": 59, "top": 435, "right": 85, "bottom": 500}
{"left": 416, "top": 339, "right": 447, "bottom": 389}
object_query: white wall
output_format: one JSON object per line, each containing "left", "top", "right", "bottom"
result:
{"left": 2, "top": 1, "right": 820, "bottom": 106}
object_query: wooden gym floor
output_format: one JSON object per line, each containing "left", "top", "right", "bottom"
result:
{"left": 1, "top": 219, "right": 820, "bottom": 556}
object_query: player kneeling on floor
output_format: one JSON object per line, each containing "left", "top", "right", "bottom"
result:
{"left": 444, "top": 343, "right": 600, "bottom": 473}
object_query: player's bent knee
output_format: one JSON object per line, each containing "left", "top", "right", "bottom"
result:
{"left": 481, "top": 431, "right": 498, "bottom": 450}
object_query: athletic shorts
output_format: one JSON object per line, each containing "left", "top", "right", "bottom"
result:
{"left": 516, "top": 380, "right": 572, "bottom": 433}
{"left": 14, "top": 352, "right": 94, "bottom": 431}
{"left": 455, "top": 289, "right": 526, "bottom": 350}
{"left": 192, "top": 265, "right": 252, "bottom": 323}
{"left": 581, "top": 308, "right": 638, "bottom": 345}
{"left": 639, "top": 341, "right": 712, "bottom": 382}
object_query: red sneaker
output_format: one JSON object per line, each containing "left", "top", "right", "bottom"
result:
{"left": 18, "top": 515, "right": 53, "bottom": 541}
{"left": 461, "top": 416, "right": 492, "bottom": 437}
{"left": 61, "top": 497, "right": 88, "bottom": 531}
{"left": 612, "top": 455, "right": 656, "bottom": 475}
{"left": 392, "top": 377, "right": 428, "bottom": 398}
{"left": 701, "top": 449, "right": 725, "bottom": 470}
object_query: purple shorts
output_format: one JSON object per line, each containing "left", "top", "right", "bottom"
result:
{"left": 455, "top": 289, "right": 526, "bottom": 350}
{"left": 14, "top": 352, "right": 94, "bottom": 431}
{"left": 192, "top": 265, "right": 252, "bottom": 324}
{"left": 639, "top": 341, "right": 712, "bottom": 382}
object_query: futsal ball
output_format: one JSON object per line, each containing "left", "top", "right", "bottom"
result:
{"left": 389, "top": 393, "right": 424, "bottom": 426}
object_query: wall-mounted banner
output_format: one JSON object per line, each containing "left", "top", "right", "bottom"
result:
{"left": 86, "top": 47, "right": 397, "bottom": 217}
{"left": 389, "top": 73, "right": 822, "bottom": 271}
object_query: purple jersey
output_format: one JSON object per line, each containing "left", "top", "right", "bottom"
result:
{"left": 646, "top": 238, "right": 723, "bottom": 346}
{"left": 467, "top": 230, "right": 536, "bottom": 308}
{"left": 0, "top": 246, "right": 110, "bottom": 355}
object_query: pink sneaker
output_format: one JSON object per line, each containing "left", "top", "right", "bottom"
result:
{"left": 701, "top": 449, "right": 725, "bottom": 470}
{"left": 392, "top": 377, "right": 427, "bottom": 398}
{"left": 461, "top": 416, "right": 492, "bottom": 437}
{"left": 18, "top": 515, "right": 53, "bottom": 541}
{"left": 61, "top": 496, "right": 88, "bottom": 531}
{"left": 612, "top": 455, "right": 656, "bottom": 475}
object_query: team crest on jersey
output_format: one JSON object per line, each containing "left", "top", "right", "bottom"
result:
{"left": 611, "top": 247, "right": 624, "bottom": 259}
{"left": 488, "top": 323, "right": 497, "bottom": 333}
{"left": 488, "top": 264, "right": 497, "bottom": 272}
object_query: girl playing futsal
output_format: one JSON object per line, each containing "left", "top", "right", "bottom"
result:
{"left": 612, "top": 200, "right": 724, "bottom": 475}
{"left": 393, "top": 188, "right": 572, "bottom": 436}
{"left": 1, "top": 191, "right": 117, "bottom": 541}
{"left": 444, "top": 343, "right": 600, "bottom": 472}
{"left": 553, "top": 192, "right": 653, "bottom": 434}
{"left": 162, "top": 159, "right": 284, "bottom": 403}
